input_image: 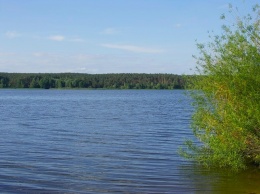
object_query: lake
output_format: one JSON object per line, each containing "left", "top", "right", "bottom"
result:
{"left": 0, "top": 89, "right": 259, "bottom": 193}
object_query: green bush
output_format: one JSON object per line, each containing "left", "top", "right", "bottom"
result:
{"left": 181, "top": 4, "right": 260, "bottom": 171}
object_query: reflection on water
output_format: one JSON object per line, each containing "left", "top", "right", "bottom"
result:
{"left": 0, "top": 89, "right": 259, "bottom": 193}
{"left": 180, "top": 163, "right": 260, "bottom": 194}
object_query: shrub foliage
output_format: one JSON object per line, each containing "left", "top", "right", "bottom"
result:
{"left": 181, "top": 4, "right": 260, "bottom": 170}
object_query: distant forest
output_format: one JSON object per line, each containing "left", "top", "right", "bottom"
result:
{"left": 0, "top": 73, "right": 193, "bottom": 89}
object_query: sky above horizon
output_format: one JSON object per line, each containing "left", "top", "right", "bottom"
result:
{"left": 0, "top": 0, "right": 258, "bottom": 74}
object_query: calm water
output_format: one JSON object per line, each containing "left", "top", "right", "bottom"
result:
{"left": 0, "top": 89, "right": 259, "bottom": 193}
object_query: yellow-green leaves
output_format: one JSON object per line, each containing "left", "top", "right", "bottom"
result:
{"left": 182, "top": 4, "right": 260, "bottom": 171}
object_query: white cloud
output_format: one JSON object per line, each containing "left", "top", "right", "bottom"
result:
{"left": 0, "top": 52, "right": 16, "bottom": 56}
{"left": 47, "top": 35, "right": 86, "bottom": 42}
{"left": 101, "top": 44, "right": 164, "bottom": 53}
{"left": 33, "top": 52, "right": 47, "bottom": 57}
{"left": 174, "top": 23, "right": 182, "bottom": 28}
{"left": 101, "top": 28, "right": 120, "bottom": 35}
{"left": 0, "top": 51, "right": 193, "bottom": 74}
{"left": 5, "top": 31, "right": 21, "bottom": 39}
{"left": 48, "top": 35, "right": 65, "bottom": 41}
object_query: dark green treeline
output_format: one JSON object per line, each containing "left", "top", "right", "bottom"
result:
{"left": 0, "top": 73, "right": 192, "bottom": 89}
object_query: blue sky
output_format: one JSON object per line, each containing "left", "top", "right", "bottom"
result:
{"left": 0, "top": 0, "right": 258, "bottom": 74}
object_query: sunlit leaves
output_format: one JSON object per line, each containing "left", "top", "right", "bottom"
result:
{"left": 181, "top": 4, "right": 260, "bottom": 171}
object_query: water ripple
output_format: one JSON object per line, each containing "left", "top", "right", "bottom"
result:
{"left": 1, "top": 90, "right": 259, "bottom": 193}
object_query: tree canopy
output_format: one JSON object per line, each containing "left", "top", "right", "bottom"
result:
{"left": 0, "top": 73, "right": 191, "bottom": 90}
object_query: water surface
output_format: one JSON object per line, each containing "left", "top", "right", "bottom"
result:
{"left": 0, "top": 89, "right": 259, "bottom": 193}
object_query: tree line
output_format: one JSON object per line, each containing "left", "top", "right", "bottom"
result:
{"left": 0, "top": 73, "right": 193, "bottom": 89}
